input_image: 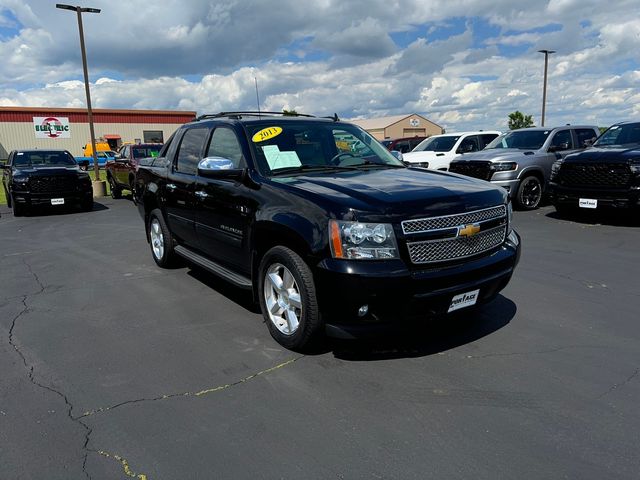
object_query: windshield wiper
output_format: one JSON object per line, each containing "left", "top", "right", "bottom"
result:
{"left": 271, "top": 164, "right": 359, "bottom": 176}
{"left": 347, "top": 161, "right": 405, "bottom": 169}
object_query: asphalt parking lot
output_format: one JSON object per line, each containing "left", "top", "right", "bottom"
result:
{"left": 0, "top": 200, "right": 638, "bottom": 479}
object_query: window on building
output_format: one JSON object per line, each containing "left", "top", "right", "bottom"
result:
{"left": 143, "top": 130, "right": 164, "bottom": 143}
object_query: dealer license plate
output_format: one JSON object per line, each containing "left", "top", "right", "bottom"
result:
{"left": 579, "top": 198, "right": 597, "bottom": 209}
{"left": 51, "top": 198, "right": 65, "bottom": 205}
{"left": 448, "top": 289, "right": 480, "bottom": 313}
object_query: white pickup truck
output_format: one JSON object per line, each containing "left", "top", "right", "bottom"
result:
{"left": 402, "top": 131, "right": 500, "bottom": 171}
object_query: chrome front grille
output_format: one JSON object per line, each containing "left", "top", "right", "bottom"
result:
{"left": 402, "top": 205, "right": 506, "bottom": 234}
{"left": 407, "top": 225, "right": 506, "bottom": 264}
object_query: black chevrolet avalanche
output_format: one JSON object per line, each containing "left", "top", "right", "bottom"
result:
{"left": 549, "top": 121, "right": 640, "bottom": 216}
{"left": 134, "top": 112, "right": 521, "bottom": 350}
{"left": 2, "top": 149, "right": 93, "bottom": 216}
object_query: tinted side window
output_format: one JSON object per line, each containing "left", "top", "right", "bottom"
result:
{"left": 480, "top": 134, "right": 499, "bottom": 148}
{"left": 550, "top": 130, "right": 573, "bottom": 149}
{"left": 576, "top": 129, "right": 597, "bottom": 147}
{"left": 207, "top": 127, "right": 245, "bottom": 168}
{"left": 395, "top": 141, "right": 410, "bottom": 153}
{"left": 175, "top": 127, "right": 209, "bottom": 175}
{"left": 458, "top": 136, "right": 480, "bottom": 153}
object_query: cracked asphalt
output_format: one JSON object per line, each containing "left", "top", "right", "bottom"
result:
{"left": 0, "top": 200, "right": 638, "bottom": 479}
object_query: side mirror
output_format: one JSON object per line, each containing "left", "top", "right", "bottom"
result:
{"left": 549, "top": 142, "right": 569, "bottom": 152}
{"left": 198, "top": 156, "right": 245, "bottom": 179}
{"left": 458, "top": 143, "right": 475, "bottom": 153}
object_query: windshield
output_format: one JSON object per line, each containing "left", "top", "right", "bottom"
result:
{"left": 412, "top": 135, "right": 460, "bottom": 152}
{"left": 132, "top": 145, "right": 162, "bottom": 158}
{"left": 13, "top": 151, "right": 76, "bottom": 167}
{"left": 246, "top": 121, "right": 405, "bottom": 176}
{"left": 485, "top": 130, "right": 550, "bottom": 150}
{"left": 594, "top": 123, "right": 640, "bottom": 147}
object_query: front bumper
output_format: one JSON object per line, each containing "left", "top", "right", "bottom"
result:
{"left": 315, "top": 231, "right": 521, "bottom": 338}
{"left": 12, "top": 190, "right": 93, "bottom": 207}
{"left": 490, "top": 178, "right": 520, "bottom": 193}
{"left": 548, "top": 183, "right": 640, "bottom": 209}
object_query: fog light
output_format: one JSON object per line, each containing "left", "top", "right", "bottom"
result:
{"left": 357, "top": 305, "right": 369, "bottom": 317}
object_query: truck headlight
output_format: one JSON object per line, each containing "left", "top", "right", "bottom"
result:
{"left": 550, "top": 160, "right": 563, "bottom": 181}
{"left": 630, "top": 160, "right": 640, "bottom": 174}
{"left": 493, "top": 162, "right": 518, "bottom": 172}
{"left": 329, "top": 220, "right": 399, "bottom": 260}
{"left": 507, "top": 200, "right": 513, "bottom": 235}
{"left": 12, "top": 175, "right": 29, "bottom": 189}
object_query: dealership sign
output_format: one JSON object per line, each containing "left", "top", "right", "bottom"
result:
{"left": 33, "top": 117, "right": 71, "bottom": 139}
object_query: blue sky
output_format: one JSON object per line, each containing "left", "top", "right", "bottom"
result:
{"left": 0, "top": 0, "right": 638, "bottom": 131}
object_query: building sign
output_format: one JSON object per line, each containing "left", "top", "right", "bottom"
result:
{"left": 33, "top": 117, "right": 71, "bottom": 139}
{"left": 409, "top": 118, "right": 420, "bottom": 127}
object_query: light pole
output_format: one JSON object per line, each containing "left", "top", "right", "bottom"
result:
{"left": 56, "top": 4, "right": 104, "bottom": 190}
{"left": 538, "top": 49, "right": 555, "bottom": 127}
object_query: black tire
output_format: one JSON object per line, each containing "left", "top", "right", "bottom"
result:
{"left": 11, "top": 195, "right": 26, "bottom": 216}
{"left": 258, "top": 246, "right": 322, "bottom": 351}
{"left": 147, "top": 209, "right": 176, "bottom": 268}
{"left": 5, "top": 187, "right": 12, "bottom": 208}
{"left": 515, "top": 175, "right": 543, "bottom": 210}
{"left": 109, "top": 176, "right": 122, "bottom": 199}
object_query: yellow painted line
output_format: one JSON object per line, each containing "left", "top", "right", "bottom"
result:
{"left": 80, "top": 357, "right": 302, "bottom": 417}
{"left": 97, "top": 450, "right": 148, "bottom": 480}
{"left": 195, "top": 357, "right": 298, "bottom": 396}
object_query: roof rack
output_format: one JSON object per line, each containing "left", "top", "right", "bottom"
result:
{"left": 195, "top": 111, "right": 317, "bottom": 121}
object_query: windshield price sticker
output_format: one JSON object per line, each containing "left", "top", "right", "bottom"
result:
{"left": 252, "top": 126, "right": 283, "bottom": 143}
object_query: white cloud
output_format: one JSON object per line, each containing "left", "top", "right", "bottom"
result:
{"left": 0, "top": 0, "right": 638, "bottom": 132}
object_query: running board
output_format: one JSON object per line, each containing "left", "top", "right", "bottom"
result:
{"left": 174, "top": 245, "right": 252, "bottom": 289}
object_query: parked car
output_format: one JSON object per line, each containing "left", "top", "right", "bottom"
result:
{"left": 1, "top": 149, "right": 93, "bottom": 216}
{"left": 134, "top": 112, "right": 520, "bottom": 350}
{"left": 380, "top": 136, "right": 426, "bottom": 153}
{"left": 448, "top": 125, "right": 599, "bottom": 210}
{"left": 402, "top": 131, "right": 500, "bottom": 170}
{"left": 105, "top": 143, "right": 162, "bottom": 198}
{"left": 76, "top": 150, "right": 117, "bottom": 170}
{"left": 548, "top": 121, "right": 640, "bottom": 215}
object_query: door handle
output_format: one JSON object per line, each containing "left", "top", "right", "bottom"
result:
{"left": 195, "top": 190, "right": 208, "bottom": 199}
{"left": 166, "top": 183, "right": 177, "bottom": 191}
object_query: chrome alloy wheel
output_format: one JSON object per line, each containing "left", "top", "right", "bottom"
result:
{"left": 263, "top": 263, "right": 303, "bottom": 335}
{"left": 149, "top": 218, "right": 164, "bottom": 260}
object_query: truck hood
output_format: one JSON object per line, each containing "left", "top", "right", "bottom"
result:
{"left": 453, "top": 148, "right": 539, "bottom": 162}
{"left": 272, "top": 167, "right": 507, "bottom": 221}
{"left": 563, "top": 146, "right": 640, "bottom": 164}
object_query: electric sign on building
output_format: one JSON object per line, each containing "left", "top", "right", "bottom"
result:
{"left": 33, "top": 117, "right": 71, "bottom": 139}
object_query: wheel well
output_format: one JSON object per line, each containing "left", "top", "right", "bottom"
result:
{"left": 518, "top": 169, "right": 545, "bottom": 190}
{"left": 251, "top": 224, "right": 313, "bottom": 300}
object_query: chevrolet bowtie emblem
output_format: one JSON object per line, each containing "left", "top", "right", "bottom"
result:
{"left": 458, "top": 223, "right": 481, "bottom": 237}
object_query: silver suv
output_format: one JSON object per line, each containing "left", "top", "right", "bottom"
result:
{"left": 448, "top": 126, "right": 599, "bottom": 209}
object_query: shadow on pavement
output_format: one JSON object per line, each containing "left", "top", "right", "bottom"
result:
{"left": 186, "top": 261, "right": 516, "bottom": 360}
{"left": 327, "top": 295, "right": 516, "bottom": 361}
{"left": 546, "top": 209, "right": 639, "bottom": 227}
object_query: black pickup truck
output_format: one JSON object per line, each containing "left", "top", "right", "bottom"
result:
{"left": 549, "top": 121, "right": 640, "bottom": 216}
{"left": 134, "top": 112, "right": 521, "bottom": 350}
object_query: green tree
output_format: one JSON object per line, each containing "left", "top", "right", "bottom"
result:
{"left": 282, "top": 109, "right": 298, "bottom": 116}
{"left": 508, "top": 111, "right": 534, "bottom": 130}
